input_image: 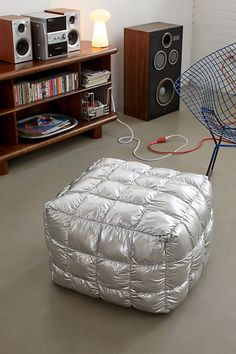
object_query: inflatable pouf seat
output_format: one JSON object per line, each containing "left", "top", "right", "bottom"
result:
{"left": 44, "top": 158, "right": 213, "bottom": 313}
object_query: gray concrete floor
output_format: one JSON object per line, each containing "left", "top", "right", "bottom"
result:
{"left": 0, "top": 108, "right": 236, "bottom": 354}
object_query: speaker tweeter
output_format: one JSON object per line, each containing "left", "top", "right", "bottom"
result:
{"left": 169, "top": 49, "right": 179, "bottom": 65}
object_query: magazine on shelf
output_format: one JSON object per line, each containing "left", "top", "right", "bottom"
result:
{"left": 81, "top": 69, "right": 111, "bottom": 88}
{"left": 17, "top": 114, "right": 74, "bottom": 137}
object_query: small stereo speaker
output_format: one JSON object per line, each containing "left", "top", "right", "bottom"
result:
{"left": 45, "top": 8, "right": 80, "bottom": 52}
{"left": 0, "top": 15, "right": 33, "bottom": 64}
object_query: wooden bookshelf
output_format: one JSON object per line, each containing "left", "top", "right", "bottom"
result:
{"left": 0, "top": 41, "right": 118, "bottom": 175}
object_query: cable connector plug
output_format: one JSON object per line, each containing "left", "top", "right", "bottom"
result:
{"left": 149, "top": 136, "right": 167, "bottom": 145}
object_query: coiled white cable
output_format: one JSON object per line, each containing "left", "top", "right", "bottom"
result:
{"left": 117, "top": 118, "right": 189, "bottom": 162}
{"left": 111, "top": 94, "right": 188, "bottom": 162}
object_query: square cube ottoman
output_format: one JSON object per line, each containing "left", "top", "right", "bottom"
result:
{"left": 44, "top": 158, "right": 213, "bottom": 313}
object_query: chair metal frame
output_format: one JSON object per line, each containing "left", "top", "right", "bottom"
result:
{"left": 174, "top": 42, "right": 236, "bottom": 178}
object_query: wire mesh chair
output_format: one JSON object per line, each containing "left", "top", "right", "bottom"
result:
{"left": 174, "top": 42, "right": 236, "bottom": 177}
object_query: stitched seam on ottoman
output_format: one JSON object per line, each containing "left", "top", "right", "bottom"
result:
{"left": 182, "top": 182, "right": 211, "bottom": 231}
{"left": 97, "top": 280, "right": 130, "bottom": 293}
{"left": 94, "top": 232, "right": 102, "bottom": 297}
{"left": 95, "top": 197, "right": 116, "bottom": 298}
{"left": 65, "top": 216, "right": 75, "bottom": 289}
{"left": 188, "top": 244, "right": 194, "bottom": 291}
{"left": 49, "top": 220, "right": 210, "bottom": 268}
{"left": 51, "top": 261, "right": 190, "bottom": 295}
{"left": 168, "top": 179, "right": 209, "bottom": 243}
{"left": 157, "top": 188, "right": 210, "bottom": 227}
{"left": 94, "top": 280, "right": 189, "bottom": 294}
{"left": 94, "top": 167, "right": 122, "bottom": 297}
{"left": 164, "top": 241, "right": 167, "bottom": 312}
{"left": 47, "top": 179, "right": 209, "bottom": 243}
{"left": 69, "top": 161, "right": 127, "bottom": 194}
{"left": 85, "top": 161, "right": 127, "bottom": 196}
{"left": 194, "top": 179, "right": 212, "bottom": 212}
{"left": 43, "top": 206, "right": 51, "bottom": 249}
{"left": 129, "top": 231, "right": 133, "bottom": 308}
{"left": 47, "top": 206, "right": 173, "bottom": 240}
{"left": 66, "top": 170, "right": 177, "bottom": 205}
{"left": 53, "top": 180, "right": 210, "bottom": 215}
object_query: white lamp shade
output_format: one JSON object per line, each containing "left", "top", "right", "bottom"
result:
{"left": 90, "top": 9, "right": 111, "bottom": 48}
{"left": 89, "top": 9, "right": 111, "bottom": 22}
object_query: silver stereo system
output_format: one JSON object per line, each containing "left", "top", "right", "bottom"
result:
{"left": 45, "top": 9, "right": 80, "bottom": 52}
{"left": 22, "top": 12, "right": 68, "bottom": 60}
{"left": 0, "top": 15, "right": 33, "bottom": 64}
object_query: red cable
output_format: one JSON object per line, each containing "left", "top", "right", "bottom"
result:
{"left": 147, "top": 137, "right": 233, "bottom": 155}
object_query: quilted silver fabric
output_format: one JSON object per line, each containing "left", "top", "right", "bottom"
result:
{"left": 44, "top": 158, "right": 213, "bottom": 313}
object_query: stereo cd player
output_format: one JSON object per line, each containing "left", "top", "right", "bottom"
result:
{"left": 23, "top": 11, "right": 68, "bottom": 60}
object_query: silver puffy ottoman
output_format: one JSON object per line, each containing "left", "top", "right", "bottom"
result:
{"left": 44, "top": 158, "right": 213, "bottom": 313}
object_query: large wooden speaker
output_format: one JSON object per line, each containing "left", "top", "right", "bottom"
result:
{"left": 124, "top": 22, "right": 183, "bottom": 120}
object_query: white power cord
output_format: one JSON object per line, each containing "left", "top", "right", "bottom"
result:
{"left": 111, "top": 94, "right": 188, "bottom": 162}
{"left": 117, "top": 118, "right": 189, "bottom": 162}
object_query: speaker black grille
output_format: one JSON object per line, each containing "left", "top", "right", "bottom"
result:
{"left": 68, "top": 30, "right": 78, "bottom": 45}
{"left": 16, "top": 39, "right": 29, "bottom": 56}
{"left": 156, "top": 78, "right": 174, "bottom": 106}
{"left": 169, "top": 49, "right": 179, "bottom": 65}
{"left": 69, "top": 15, "right": 76, "bottom": 24}
{"left": 17, "top": 23, "right": 25, "bottom": 33}
{"left": 154, "top": 51, "right": 167, "bottom": 70}
{"left": 162, "top": 32, "right": 172, "bottom": 48}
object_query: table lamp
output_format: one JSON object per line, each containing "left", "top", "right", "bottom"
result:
{"left": 89, "top": 9, "right": 111, "bottom": 47}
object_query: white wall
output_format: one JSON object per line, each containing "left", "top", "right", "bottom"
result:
{"left": 0, "top": 0, "right": 194, "bottom": 108}
{"left": 192, "top": 0, "right": 236, "bottom": 63}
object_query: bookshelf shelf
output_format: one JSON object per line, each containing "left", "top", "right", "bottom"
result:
{"left": 0, "top": 113, "right": 117, "bottom": 161}
{"left": 0, "top": 41, "right": 118, "bottom": 175}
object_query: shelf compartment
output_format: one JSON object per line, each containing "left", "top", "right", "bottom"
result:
{"left": 0, "top": 89, "right": 79, "bottom": 116}
{"left": 0, "top": 79, "right": 15, "bottom": 109}
{"left": 81, "top": 55, "right": 111, "bottom": 72}
{"left": 0, "top": 113, "right": 117, "bottom": 162}
{"left": 0, "top": 113, "right": 18, "bottom": 145}
{"left": 82, "top": 86, "right": 112, "bottom": 121}
{"left": 13, "top": 70, "right": 79, "bottom": 106}
{"left": 0, "top": 82, "right": 113, "bottom": 117}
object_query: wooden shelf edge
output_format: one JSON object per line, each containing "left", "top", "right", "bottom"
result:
{"left": 0, "top": 113, "right": 118, "bottom": 161}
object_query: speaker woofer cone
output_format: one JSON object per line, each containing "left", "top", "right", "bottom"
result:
{"left": 162, "top": 32, "right": 172, "bottom": 48}
{"left": 156, "top": 78, "right": 174, "bottom": 106}
{"left": 154, "top": 51, "right": 167, "bottom": 70}
{"left": 169, "top": 49, "right": 179, "bottom": 65}
{"left": 68, "top": 30, "right": 79, "bottom": 46}
{"left": 16, "top": 38, "right": 29, "bottom": 56}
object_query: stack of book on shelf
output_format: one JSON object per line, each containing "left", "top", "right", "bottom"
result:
{"left": 17, "top": 114, "right": 78, "bottom": 139}
{"left": 81, "top": 69, "right": 111, "bottom": 88}
{"left": 13, "top": 72, "right": 79, "bottom": 106}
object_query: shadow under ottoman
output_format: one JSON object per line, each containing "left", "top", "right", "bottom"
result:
{"left": 44, "top": 158, "right": 213, "bottom": 313}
